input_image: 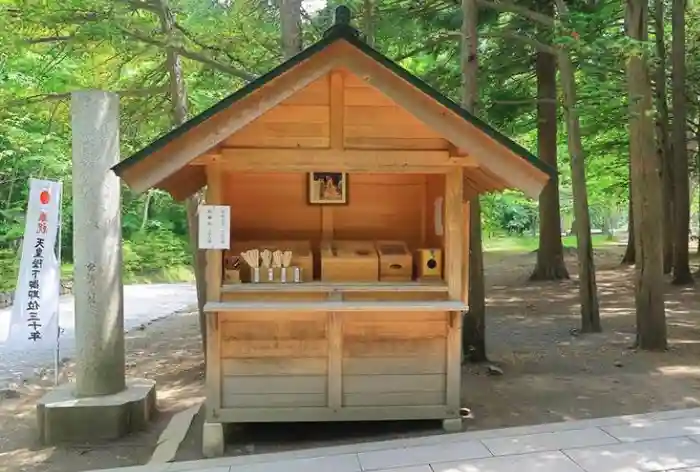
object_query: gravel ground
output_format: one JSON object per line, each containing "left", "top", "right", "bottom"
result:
{"left": 0, "top": 283, "right": 197, "bottom": 388}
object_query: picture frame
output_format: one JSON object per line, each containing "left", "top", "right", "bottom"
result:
{"left": 307, "top": 172, "right": 348, "bottom": 205}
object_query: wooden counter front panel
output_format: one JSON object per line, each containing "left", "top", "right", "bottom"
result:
{"left": 219, "top": 312, "right": 328, "bottom": 408}
{"left": 342, "top": 312, "right": 447, "bottom": 407}
{"left": 218, "top": 311, "right": 450, "bottom": 412}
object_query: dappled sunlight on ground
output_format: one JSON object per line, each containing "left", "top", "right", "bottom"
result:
{"left": 4, "top": 245, "right": 700, "bottom": 469}
{"left": 0, "top": 312, "right": 205, "bottom": 472}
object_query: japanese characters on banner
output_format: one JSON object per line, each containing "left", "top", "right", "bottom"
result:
{"left": 198, "top": 205, "right": 230, "bottom": 250}
{"left": 0, "top": 179, "right": 62, "bottom": 348}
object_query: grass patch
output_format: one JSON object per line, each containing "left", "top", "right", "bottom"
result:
{"left": 484, "top": 234, "right": 618, "bottom": 253}
{"left": 0, "top": 257, "right": 194, "bottom": 293}
{"left": 123, "top": 265, "right": 194, "bottom": 285}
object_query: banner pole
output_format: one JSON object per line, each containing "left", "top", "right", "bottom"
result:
{"left": 54, "top": 182, "right": 63, "bottom": 387}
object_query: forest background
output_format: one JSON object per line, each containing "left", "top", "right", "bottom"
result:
{"left": 0, "top": 0, "right": 697, "bottom": 302}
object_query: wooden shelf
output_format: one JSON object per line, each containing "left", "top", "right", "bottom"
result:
{"left": 220, "top": 281, "right": 448, "bottom": 293}
{"left": 204, "top": 300, "right": 466, "bottom": 312}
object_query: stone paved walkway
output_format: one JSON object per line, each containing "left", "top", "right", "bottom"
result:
{"left": 0, "top": 283, "right": 196, "bottom": 388}
{"left": 95, "top": 408, "right": 700, "bottom": 472}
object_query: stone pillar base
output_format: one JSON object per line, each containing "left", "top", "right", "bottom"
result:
{"left": 36, "top": 378, "right": 156, "bottom": 445}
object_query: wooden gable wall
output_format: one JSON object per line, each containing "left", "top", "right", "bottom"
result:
{"left": 222, "top": 69, "right": 450, "bottom": 151}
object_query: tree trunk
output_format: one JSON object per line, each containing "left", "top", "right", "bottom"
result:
{"left": 652, "top": 0, "right": 674, "bottom": 274}
{"left": 670, "top": 0, "right": 692, "bottom": 285}
{"left": 460, "top": 0, "right": 487, "bottom": 363}
{"left": 622, "top": 194, "right": 636, "bottom": 264}
{"left": 157, "top": 0, "right": 208, "bottom": 355}
{"left": 140, "top": 190, "right": 152, "bottom": 230}
{"left": 463, "top": 199, "right": 487, "bottom": 362}
{"left": 279, "top": 0, "right": 302, "bottom": 59}
{"left": 554, "top": 0, "right": 601, "bottom": 333}
{"left": 626, "top": 0, "right": 667, "bottom": 350}
{"left": 530, "top": 9, "right": 569, "bottom": 281}
{"left": 363, "top": 0, "right": 376, "bottom": 47}
{"left": 697, "top": 122, "right": 700, "bottom": 256}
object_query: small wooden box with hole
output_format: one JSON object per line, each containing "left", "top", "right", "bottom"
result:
{"left": 376, "top": 240, "right": 412, "bottom": 281}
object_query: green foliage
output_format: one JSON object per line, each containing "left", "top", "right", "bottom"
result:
{"left": 482, "top": 191, "right": 539, "bottom": 237}
{"left": 0, "top": 0, "right": 698, "bottom": 290}
{"left": 484, "top": 234, "right": 617, "bottom": 254}
{"left": 122, "top": 230, "right": 191, "bottom": 275}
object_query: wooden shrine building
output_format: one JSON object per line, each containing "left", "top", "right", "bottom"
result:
{"left": 113, "top": 6, "right": 554, "bottom": 457}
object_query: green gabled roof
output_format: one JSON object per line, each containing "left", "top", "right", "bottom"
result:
{"left": 112, "top": 5, "right": 555, "bottom": 180}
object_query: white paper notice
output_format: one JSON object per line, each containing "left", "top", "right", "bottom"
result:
{"left": 198, "top": 205, "right": 230, "bottom": 249}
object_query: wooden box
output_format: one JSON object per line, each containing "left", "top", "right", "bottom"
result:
{"left": 321, "top": 240, "right": 379, "bottom": 282}
{"left": 375, "top": 240, "right": 413, "bottom": 282}
{"left": 416, "top": 248, "right": 443, "bottom": 280}
{"left": 222, "top": 251, "right": 242, "bottom": 283}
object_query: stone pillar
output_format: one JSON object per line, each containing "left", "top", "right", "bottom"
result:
{"left": 71, "top": 90, "right": 125, "bottom": 397}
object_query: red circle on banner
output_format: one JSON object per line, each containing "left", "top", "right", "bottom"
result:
{"left": 40, "top": 190, "right": 50, "bottom": 205}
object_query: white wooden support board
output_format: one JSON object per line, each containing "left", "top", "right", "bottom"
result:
{"left": 198, "top": 205, "right": 230, "bottom": 249}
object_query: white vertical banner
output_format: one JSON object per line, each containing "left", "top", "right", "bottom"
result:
{"left": 198, "top": 205, "right": 230, "bottom": 250}
{"left": 1, "top": 179, "right": 62, "bottom": 348}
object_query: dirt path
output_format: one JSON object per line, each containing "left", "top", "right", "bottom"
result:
{"left": 4, "top": 246, "right": 700, "bottom": 471}
{"left": 0, "top": 312, "right": 204, "bottom": 472}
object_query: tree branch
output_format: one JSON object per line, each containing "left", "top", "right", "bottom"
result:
{"left": 484, "top": 30, "right": 557, "bottom": 54}
{"left": 117, "top": 0, "right": 161, "bottom": 14}
{"left": 26, "top": 35, "right": 74, "bottom": 44}
{"left": 491, "top": 98, "right": 558, "bottom": 105}
{"left": 394, "top": 32, "right": 462, "bottom": 61}
{"left": 8, "top": 87, "right": 167, "bottom": 106}
{"left": 117, "top": 26, "right": 256, "bottom": 81}
{"left": 475, "top": 0, "right": 554, "bottom": 27}
{"left": 173, "top": 22, "right": 257, "bottom": 76}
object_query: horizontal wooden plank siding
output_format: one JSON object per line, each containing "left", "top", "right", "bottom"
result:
{"left": 219, "top": 311, "right": 321, "bottom": 322}
{"left": 344, "top": 374, "right": 445, "bottom": 393}
{"left": 281, "top": 75, "right": 330, "bottom": 105}
{"left": 343, "top": 338, "right": 445, "bottom": 358}
{"left": 341, "top": 292, "right": 449, "bottom": 302}
{"left": 222, "top": 375, "right": 327, "bottom": 394}
{"left": 343, "top": 391, "right": 445, "bottom": 407}
{"left": 342, "top": 311, "right": 448, "bottom": 322}
{"left": 343, "top": 84, "right": 396, "bottom": 107}
{"left": 341, "top": 311, "right": 448, "bottom": 408}
{"left": 215, "top": 405, "right": 453, "bottom": 423}
{"left": 220, "top": 311, "right": 328, "bottom": 358}
{"left": 225, "top": 104, "right": 330, "bottom": 148}
{"left": 223, "top": 393, "right": 327, "bottom": 408}
{"left": 343, "top": 320, "right": 446, "bottom": 339}
{"left": 222, "top": 358, "right": 327, "bottom": 376}
{"left": 223, "top": 173, "right": 430, "bottom": 244}
{"left": 342, "top": 356, "right": 446, "bottom": 375}
{"left": 221, "top": 292, "right": 329, "bottom": 302}
{"left": 221, "top": 319, "right": 326, "bottom": 340}
{"left": 217, "top": 309, "right": 451, "bottom": 413}
{"left": 221, "top": 340, "right": 328, "bottom": 358}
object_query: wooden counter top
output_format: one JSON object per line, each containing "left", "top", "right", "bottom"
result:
{"left": 204, "top": 300, "right": 466, "bottom": 312}
{"left": 220, "top": 281, "right": 448, "bottom": 293}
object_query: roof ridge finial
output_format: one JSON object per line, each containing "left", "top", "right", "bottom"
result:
{"left": 334, "top": 5, "right": 352, "bottom": 26}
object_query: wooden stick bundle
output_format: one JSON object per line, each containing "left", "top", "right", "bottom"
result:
{"left": 261, "top": 249, "right": 272, "bottom": 267}
{"left": 282, "top": 251, "right": 293, "bottom": 268}
{"left": 240, "top": 249, "right": 259, "bottom": 268}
